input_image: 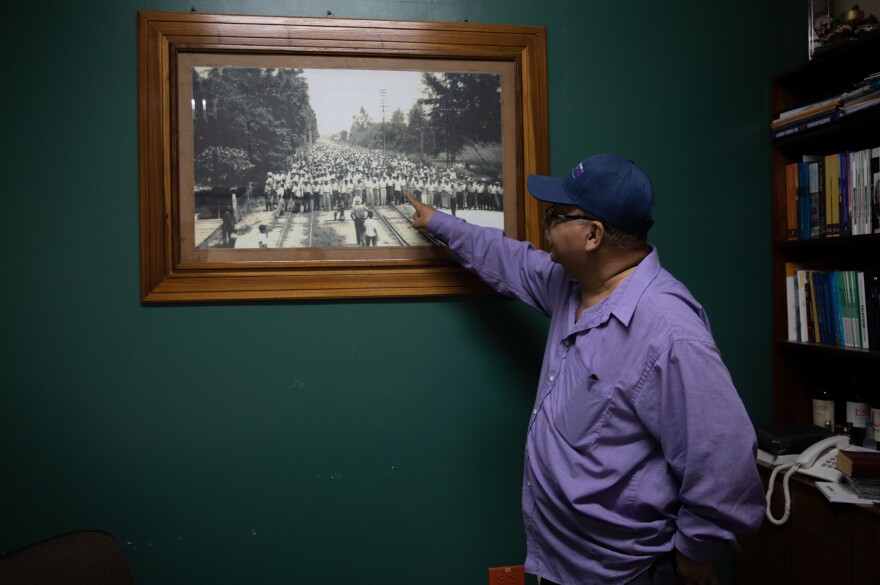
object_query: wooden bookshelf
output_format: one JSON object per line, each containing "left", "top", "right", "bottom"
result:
{"left": 769, "top": 32, "right": 880, "bottom": 426}
{"left": 739, "top": 32, "right": 880, "bottom": 585}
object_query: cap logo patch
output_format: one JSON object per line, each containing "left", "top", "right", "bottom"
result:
{"left": 571, "top": 162, "right": 585, "bottom": 179}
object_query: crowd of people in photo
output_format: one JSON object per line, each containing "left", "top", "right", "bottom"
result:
{"left": 262, "top": 142, "right": 504, "bottom": 220}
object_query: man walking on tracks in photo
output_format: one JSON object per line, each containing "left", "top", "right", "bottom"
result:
{"left": 221, "top": 204, "right": 237, "bottom": 247}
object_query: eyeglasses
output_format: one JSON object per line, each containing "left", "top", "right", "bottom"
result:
{"left": 542, "top": 208, "right": 594, "bottom": 229}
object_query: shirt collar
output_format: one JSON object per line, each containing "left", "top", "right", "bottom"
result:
{"left": 573, "top": 246, "right": 660, "bottom": 330}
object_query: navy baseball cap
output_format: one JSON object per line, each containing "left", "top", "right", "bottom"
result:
{"left": 527, "top": 153, "right": 655, "bottom": 232}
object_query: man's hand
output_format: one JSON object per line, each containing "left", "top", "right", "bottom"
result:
{"left": 404, "top": 193, "right": 436, "bottom": 231}
{"left": 675, "top": 550, "right": 719, "bottom": 585}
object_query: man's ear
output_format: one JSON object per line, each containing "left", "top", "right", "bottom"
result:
{"left": 584, "top": 221, "right": 604, "bottom": 252}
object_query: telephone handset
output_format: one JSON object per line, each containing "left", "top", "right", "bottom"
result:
{"left": 765, "top": 434, "right": 851, "bottom": 526}
{"left": 792, "top": 435, "right": 851, "bottom": 482}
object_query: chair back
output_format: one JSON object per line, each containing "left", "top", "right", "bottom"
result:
{"left": 0, "top": 530, "right": 133, "bottom": 585}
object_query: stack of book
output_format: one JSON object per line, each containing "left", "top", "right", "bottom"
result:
{"left": 835, "top": 448, "right": 880, "bottom": 501}
{"left": 784, "top": 148, "right": 880, "bottom": 240}
{"left": 772, "top": 71, "right": 880, "bottom": 140}
{"left": 785, "top": 267, "right": 879, "bottom": 348}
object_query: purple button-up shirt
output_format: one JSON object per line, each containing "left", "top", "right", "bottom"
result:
{"left": 429, "top": 212, "right": 765, "bottom": 585}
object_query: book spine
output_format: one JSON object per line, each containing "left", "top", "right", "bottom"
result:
{"left": 811, "top": 271, "right": 824, "bottom": 343}
{"left": 786, "top": 162, "right": 799, "bottom": 240}
{"left": 858, "top": 271, "right": 870, "bottom": 349}
{"left": 845, "top": 271, "right": 856, "bottom": 348}
{"left": 840, "top": 151, "right": 851, "bottom": 237}
{"left": 797, "top": 270, "right": 809, "bottom": 342}
{"left": 771, "top": 110, "right": 844, "bottom": 140}
{"left": 830, "top": 153, "right": 840, "bottom": 236}
{"left": 872, "top": 146, "right": 880, "bottom": 234}
{"left": 804, "top": 271, "right": 815, "bottom": 342}
{"left": 843, "top": 78, "right": 880, "bottom": 102}
{"left": 864, "top": 271, "right": 880, "bottom": 350}
{"left": 852, "top": 150, "right": 861, "bottom": 236}
{"left": 821, "top": 271, "right": 833, "bottom": 344}
{"left": 798, "top": 162, "right": 812, "bottom": 239}
{"left": 818, "top": 158, "right": 827, "bottom": 237}
{"left": 863, "top": 148, "right": 872, "bottom": 235}
{"left": 786, "top": 273, "right": 798, "bottom": 341}
{"left": 809, "top": 161, "right": 822, "bottom": 239}
{"left": 830, "top": 271, "right": 843, "bottom": 346}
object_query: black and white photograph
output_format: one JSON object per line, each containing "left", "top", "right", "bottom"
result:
{"left": 140, "top": 15, "right": 547, "bottom": 301}
{"left": 188, "top": 62, "right": 507, "bottom": 250}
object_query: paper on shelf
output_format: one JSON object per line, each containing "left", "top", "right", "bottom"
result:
{"left": 816, "top": 480, "right": 880, "bottom": 504}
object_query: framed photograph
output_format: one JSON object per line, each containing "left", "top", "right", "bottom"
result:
{"left": 138, "top": 11, "right": 549, "bottom": 302}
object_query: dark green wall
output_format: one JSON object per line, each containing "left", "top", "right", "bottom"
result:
{"left": 4, "top": 1, "right": 805, "bottom": 583}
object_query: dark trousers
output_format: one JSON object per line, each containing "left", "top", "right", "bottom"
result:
{"left": 539, "top": 553, "right": 679, "bottom": 585}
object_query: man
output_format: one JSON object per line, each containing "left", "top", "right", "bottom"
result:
{"left": 350, "top": 196, "right": 368, "bottom": 246}
{"left": 220, "top": 204, "right": 236, "bottom": 247}
{"left": 405, "top": 153, "right": 764, "bottom": 585}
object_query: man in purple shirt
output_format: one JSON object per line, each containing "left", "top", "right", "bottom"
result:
{"left": 405, "top": 153, "right": 764, "bottom": 585}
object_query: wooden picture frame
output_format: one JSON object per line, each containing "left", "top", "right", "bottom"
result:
{"left": 138, "top": 11, "right": 549, "bottom": 302}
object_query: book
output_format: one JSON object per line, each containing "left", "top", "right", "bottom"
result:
{"left": 785, "top": 162, "right": 799, "bottom": 240}
{"left": 817, "top": 480, "right": 880, "bottom": 504}
{"left": 839, "top": 271, "right": 851, "bottom": 347}
{"left": 846, "top": 476, "right": 880, "bottom": 500}
{"left": 861, "top": 147, "right": 872, "bottom": 234}
{"left": 836, "top": 449, "right": 880, "bottom": 479}
{"left": 852, "top": 150, "right": 863, "bottom": 235}
{"left": 797, "top": 161, "right": 812, "bottom": 240}
{"left": 794, "top": 268, "right": 809, "bottom": 342}
{"left": 802, "top": 270, "right": 815, "bottom": 342}
{"left": 829, "top": 271, "right": 843, "bottom": 345}
{"left": 785, "top": 265, "right": 798, "bottom": 341}
{"left": 809, "top": 271, "right": 823, "bottom": 343}
{"left": 824, "top": 153, "right": 840, "bottom": 236}
{"left": 843, "top": 271, "right": 858, "bottom": 348}
{"left": 864, "top": 270, "right": 880, "bottom": 350}
{"left": 776, "top": 95, "right": 843, "bottom": 122}
{"left": 842, "top": 75, "right": 880, "bottom": 102}
{"left": 808, "top": 158, "right": 824, "bottom": 238}
{"left": 773, "top": 96, "right": 842, "bottom": 127}
{"left": 771, "top": 110, "right": 845, "bottom": 140}
{"left": 839, "top": 151, "right": 851, "bottom": 237}
{"left": 840, "top": 91, "right": 880, "bottom": 115}
{"left": 857, "top": 271, "right": 869, "bottom": 349}
{"left": 872, "top": 147, "right": 880, "bottom": 233}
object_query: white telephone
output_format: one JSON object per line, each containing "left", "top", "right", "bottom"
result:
{"left": 764, "top": 434, "right": 851, "bottom": 526}
{"left": 791, "top": 434, "right": 851, "bottom": 482}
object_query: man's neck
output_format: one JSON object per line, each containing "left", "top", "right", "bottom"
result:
{"left": 575, "top": 247, "right": 650, "bottom": 318}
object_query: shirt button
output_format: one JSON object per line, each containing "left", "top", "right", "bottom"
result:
{"left": 533, "top": 409, "right": 538, "bottom": 415}
{"left": 563, "top": 339, "right": 570, "bottom": 346}
{"left": 549, "top": 375, "right": 555, "bottom": 382}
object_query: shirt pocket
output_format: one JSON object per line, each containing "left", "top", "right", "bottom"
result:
{"left": 552, "top": 362, "right": 615, "bottom": 450}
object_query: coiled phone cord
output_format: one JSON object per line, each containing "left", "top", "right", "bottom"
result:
{"left": 765, "top": 462, "right": 800, "bottom": 525}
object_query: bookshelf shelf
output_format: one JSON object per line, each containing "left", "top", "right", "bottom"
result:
{"left": 777, "top": 340, "right": 880, "bottom": 361}
{"left": 773, "top": 107, "right": 880, "bottom": 152}
{"left": 774, "top": 233, "right": 880, "bottom": 266}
